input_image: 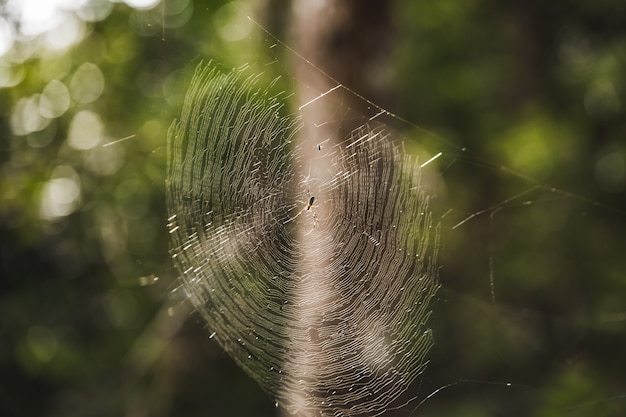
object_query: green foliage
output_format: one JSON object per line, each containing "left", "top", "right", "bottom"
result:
{"left": 1, "top": 0, "right": 625, "bottom": 416}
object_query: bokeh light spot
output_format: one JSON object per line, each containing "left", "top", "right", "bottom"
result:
{"left": 10, "top": 95, "right": 50, "bottom": 135}
{"left": 7, "top": 0, "right": 66, "bottom": 36}
{"left": 123, "top": 0, "right": 160, "bottom": 10}
{"left": 42, "top": 13, "right": 87, "bottom": 51}
{"left": 26, "top": 123, "right": 57, "bottom": 149}
{"left": 161, "top": 0, "right": 192, "bottom": 29}
{"left": 214, "top": 2, "right": 251, "bottom": 42}
{"left": 39, "top": 79, "right": 71, "bottom": 119}
{"left": 0, "top": 64, "right": 25, "bottom": 88}
{"left": 27, "top": 326, "right": 59, "bottom": 364}
{"left": 70, "top": 62, "right": 105, "bottom": 103}
{"left": 0, "top": 17, "right": 15, "bottom": 57}
{"left": 40, "top": 165, "right": 81, "bottom": 220}
{"left": 594, "top": 152, "right": 625, "bottom": 193}
{"left": 584, "top": 80, "right": 620, "bottom": 119}
{"left": 67, "top": 110, "right": 104, "bottom": 150}
{"left": 75, "top": 0, "right": 114, "bottom": 22}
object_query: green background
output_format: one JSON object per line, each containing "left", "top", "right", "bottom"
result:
{"left": 1, "top": 0, "right": 625, "bottom": 416}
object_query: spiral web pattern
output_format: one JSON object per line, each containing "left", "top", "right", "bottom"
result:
{"left": 166, "top": 63, "right": 440, "bottom": 416}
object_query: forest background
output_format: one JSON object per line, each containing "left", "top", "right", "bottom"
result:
{"left": 1, "top": 0, "right": 625, "bottom": 416}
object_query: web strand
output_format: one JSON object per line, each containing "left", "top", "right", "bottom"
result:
{"left": 166, "top": 62, "right": 440, "bottom": 417}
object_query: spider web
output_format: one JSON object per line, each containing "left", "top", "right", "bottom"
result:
{"left": 165, "top": 62, "right": 440, "bottom": 416}
{"left": 163, "top": 7, "right": 626, "bottom": 416}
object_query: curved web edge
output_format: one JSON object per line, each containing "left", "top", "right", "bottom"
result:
{"left": 165, "top": 62, "right": 441, "bottom": 417}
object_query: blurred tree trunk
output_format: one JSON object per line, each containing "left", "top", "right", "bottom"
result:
{"left": 279, "top": 2, "right": 395, "bottom": 416}
{"left": 289, "top": 0, "right": 394, "bottom": 141}
{"left": 498, "top": 0, "right": 559, "bottom": 110}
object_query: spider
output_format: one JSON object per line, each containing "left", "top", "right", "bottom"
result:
{"left": 281, "top": 190, "right": 319, "bottom": 231}
{"left": 304, "top": 192, "right": 318, "bottom": 230}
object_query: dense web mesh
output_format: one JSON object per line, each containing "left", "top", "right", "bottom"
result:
{"left": 166, "top": 63, "right": 440, "bottom": 416}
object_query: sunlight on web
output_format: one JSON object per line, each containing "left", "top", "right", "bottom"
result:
{"left": 165, "top": 62, "right": 440, "bottom": 417}
{"left": 161, "top": 6, "right": 626, "bottom": 417}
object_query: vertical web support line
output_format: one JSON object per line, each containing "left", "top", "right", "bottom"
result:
{"left": 166, "top": 61, "right": 441, "bottom": 416}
